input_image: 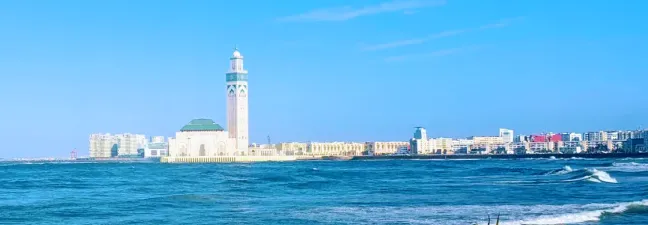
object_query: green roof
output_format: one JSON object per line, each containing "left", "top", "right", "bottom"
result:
{"left": 180, "top": 119, "right": 224, "bottom": 132}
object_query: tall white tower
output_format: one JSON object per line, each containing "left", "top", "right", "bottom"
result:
{"left": 226, "top": 47, "right": 249, "bottom": 155}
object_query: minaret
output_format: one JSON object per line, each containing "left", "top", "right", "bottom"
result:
{"left": 226, "top": 47, "right": 249, "bottom": 155}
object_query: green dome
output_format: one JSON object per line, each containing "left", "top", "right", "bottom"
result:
{"left": 180, "top": 119, "right": 224, "bottom": 132}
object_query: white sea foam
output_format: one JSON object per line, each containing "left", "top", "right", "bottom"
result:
{"left": 605, "top": 162, "right": 648, "bottom": 172}
{"left": 500, "top": 199, "right": 648, "bottom": 225}
{"left": 545, "top": 165, "right": 573, "bottom": 175}
{"left": 563, "top": 168, "right": 618, "bottom": 183}
{"left": 296, "top": 200, "right": 648, "bottom": 225}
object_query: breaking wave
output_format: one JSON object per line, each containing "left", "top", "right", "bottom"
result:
{"left": 297, "top": 200, "right": 648, "bottom": 225}
{"left": 563, "top": 168, "right": 618, "bottom": 183}
{"left": 500, "top": 200, "right": 648, "bottom": 225}
{"left": 543, "top": 165, "right": 618, "bottom": 183}
{"left": 605, "top": 162, "right": 648, "bottom": 172}
{"left": 544, "top": 165, "right": 574, "bottom": 175}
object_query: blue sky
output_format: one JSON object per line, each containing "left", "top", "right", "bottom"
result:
{"left": 1, "top": 0, "right": 647, "bottom": 158}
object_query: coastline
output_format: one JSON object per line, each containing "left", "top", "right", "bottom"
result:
{"left": 352, "top": 152, "right": 648, "bottom": 160}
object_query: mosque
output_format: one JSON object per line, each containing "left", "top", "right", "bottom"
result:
{"left": 167, "top": 48, "right": 249, "bottom": 157}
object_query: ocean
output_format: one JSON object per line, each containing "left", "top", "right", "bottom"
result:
{"left": 1, "top": 158, "right": 647, "bottom": 225}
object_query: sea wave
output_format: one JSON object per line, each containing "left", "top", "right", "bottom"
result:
{"left": 501, "top": 200, "right": 648, "bottom": 225}
{"left": 604, "top": 162, "right": 648, "bottom": 172}
{"left": 297, "top": 200, "right": 648, "bottom": 225}
{"left": 544, "top": 165, "right": 574, "bottom": 175}
{"left": 496, "top": 166, "right": 618, "bottom": 184}
{"left": 563, "top": 168, "right": 618, "bottom": 183}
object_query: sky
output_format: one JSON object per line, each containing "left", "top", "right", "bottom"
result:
{"left": 1, "top": 0, "right": 647, "bottom": 158}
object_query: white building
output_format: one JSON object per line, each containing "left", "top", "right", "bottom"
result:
{"left": 89, "top": 134, "right": 117, "bottom": 158}
{"left": 167, "top": 48, "right": 249, "bottom": 157}
{"left": 144, "top": 142, "right": 168, "bottom": 158}
{"left": 410, "top": 127, "right": 428, "bottom": 154}
{"left": 226, "top": 47, "right": 249, "bottom": 155}
{"left": 168, "top": 119, "right": 236, "bottom": 157}
{"left": 307, "top": 142, "right": 365, "bottom": 156}
{"left": 367, "top": 141, "right": 409, "bottom": 155}
{"left": 499, "top": 128, "right": 514, "bottom": 143}
{"left": 115, "top": 133, "right": 147, "bottom": 156}
{"left": 561, "top": 132, "right": 583, "bottom": 142}
{"left": 151, "top": 136, "right": 166, "bottom": 143}
{"left": 469, "top": 136, "right": 504, "bottom": 145}
{"left": 429, "top": 138, "right": 454, "bottom": 154}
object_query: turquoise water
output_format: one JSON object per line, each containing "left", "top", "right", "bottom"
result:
{"left": 1, "top": 159, "right": 647, "bottom": 225}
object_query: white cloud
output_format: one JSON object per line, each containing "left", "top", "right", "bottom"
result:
{"left": 276, "top": 0, "right": 445, "bottom": 22}
{"left": 363, "top": 17, "right": 523, "bottom": 51}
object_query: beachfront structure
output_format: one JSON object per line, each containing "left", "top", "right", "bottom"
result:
{"left": 429, "top": 138, "right": 455, "bottom": 154}
{"left": 469, "top": 136, "right": 505, "bottom": 145}
{"left": 410, "top": 127, "right": 429, "bottom": 154}
{"left": 276, "top": 142, "right": 309, "bottom": 155}
{"left": 144, "top": 142, "right": 168, "bottom": 158}
{"left": 115, "top": 133, "right": 147, "bottom": 156}
{"left": 168, "top": 119, "right": 236, "bottom": 157}
{"left": 499, "top": 128, "right": 514, "bottom": 143}
{"left": 89, "top": 134, "right": 117, "bottom": 158}
{"left": 366, "top": 141, "right": 409, "bottom": 155}
{"left": 151, "top": 136, "right": 165, "bottom": 143}
{"left": 307, "top": 142, "right": 365, "bottom": 156}
{"left": 166, "top": 48, "right": 250, "bottom": 158}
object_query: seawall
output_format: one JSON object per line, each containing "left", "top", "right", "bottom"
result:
{"left": 352, "top": 152, "right": 648, "bottom": 160}
{"left": 160, "top": 155, "right": 323, "bottom": 163}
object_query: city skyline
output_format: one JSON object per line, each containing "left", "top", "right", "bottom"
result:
{"left": 1, "top": 0, "right": 648, "bottom": 158}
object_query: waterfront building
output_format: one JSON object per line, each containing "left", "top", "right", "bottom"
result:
{"left": 529, "top": 142, "right": 552, "bottom": 153}
{"left": 307, "top": 142, "right": 365, "bottom": 156}
{"left": 430, "top": 138, "right": 455, "bottom": 154}
{"left": 168, "top": 119, "right": 236, "bottom": 157}
{"left": 366, "top": 141, "right": 409, "bottom": 155}
{"left": 618, "top": 131, "right": 634, "bottom": 141}
{"left": 469, "top": 136, "right": 504, "bottom": 145}
{"left": 226, "top": 48, "right": 249, "bottom": 155}
{"left": 144, "top": 142, "right": 168, "bottom": 158}
{"left": 167, "top": 48, "right": 250, "bottom": 157}
{"left": 89, "top": 134, "right": 118, "bottom": 158}
{"left": 151, "top": 136, "right": 166, "bottom": 143}
{"left": 115, "top": 133, "right": 147, "bottom": 156}
{"left": 558, "top": 142, "right": 583, "bottom": 154}
{"left": 514, "top": 135, "right": 529, "bottom": 143}
{"left": 547, "top": 133, "right": 562, "bottom": 142}
{"left": 606, "top": 131, "right": 619, "bottom": 141}
{"left": 276, "top": 142, "right": 308, "bottom": 155}
{"left": 531, "top": 134, "right": 546, "bottom": 142}
{"left": 585, "top": 131, "right": 608, "bottom": 142}
{"left": 410, "top": 127, "right": 429, "bottom": 154}
{"left": 560, "top": 132, "right": 583, "bottom": 142}
{"left": 249, "top": 143, "right": 278, "bottom": 156}
{"left": 499, "top": 128, "right": 514, "bottom": 143}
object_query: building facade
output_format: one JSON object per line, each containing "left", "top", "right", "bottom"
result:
{"left": 410, "top": 127, "right": 429, "bottom": 154}
{"left": 168, "top": 119, "right": 236, "bottom": 157}
{"left": 499, "top": 128, "right": 514, "bottom": 143}
{"left": 307, "top": 142, "right": 365, "bottom": 156}
{"left": 144, "top": 142, "right": 169, "bottom": 158}
{"left": 89, "top": 134, "right": 118, "bottom": 158}
{"left": 115, "top": 133, "right": 147, "bottom": 156}
{"left": 367, "top": 141, "right": 409, "bottom": 155}
{"left": 470, "top": 136, "right": 504, "bottom": 145}
{"left": 276, "top": 142, "right": 309, "bottom": 155}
